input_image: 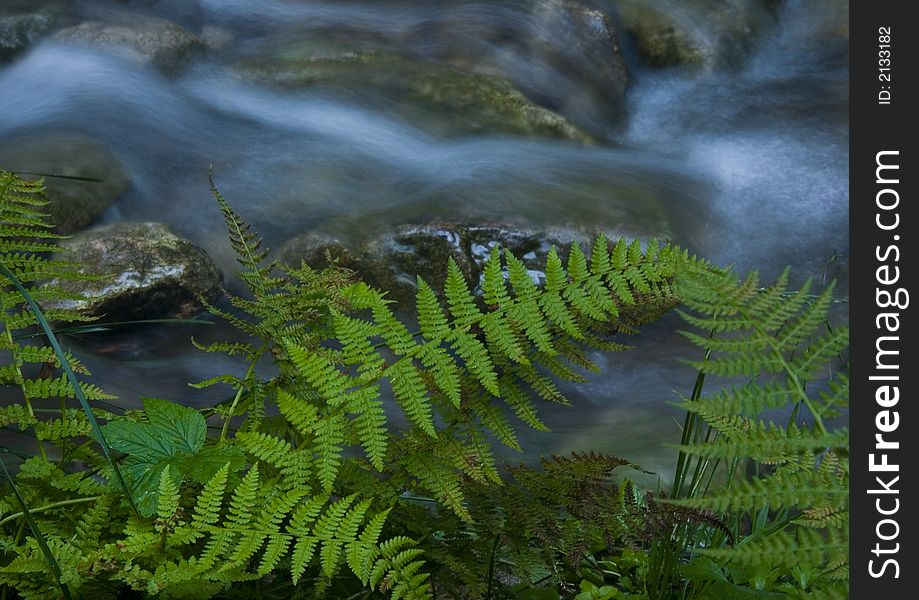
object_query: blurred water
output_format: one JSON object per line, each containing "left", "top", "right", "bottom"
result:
{"left": 0, "top": 0, "right": 847, "bottom": 479}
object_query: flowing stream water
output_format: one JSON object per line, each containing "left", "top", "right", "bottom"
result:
{"left": 0, "top": 0, "right": 848, "bottom": 479}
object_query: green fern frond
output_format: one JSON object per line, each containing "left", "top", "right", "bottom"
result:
{"left": 699, "top": 524, "right": 847, "bottom": 569}
{"left": 672, "top": 471, "right": 846, "bottom": 513}
{"left": 671, "top": 265, "right": 849, "bottom": 593}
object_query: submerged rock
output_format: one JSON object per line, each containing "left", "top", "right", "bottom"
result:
{"left": 409, "top": 0, "right": 629, "bottom": 131}
{"left": 281, "top": 226, "right": 475, "bottom": 304}
{"left": 614, "top": 0, "right": 776, "bottom": 69}
{"left": 54, "top": 16, "right": 203, "bottom": 74}
{"left": 526, "top": 0, "right": 629, "bottom": 124}
{"left": 281, "top": 223, "right": 673, "bottom": 319}
{"left": 47, "top": 222, "right": 223, "bottom": 320}
{"left": 0, "top": 132, "right": 129, "bottom": 234}
{"left": 235, "top": 50, "right": 594, "bottom": 142}
{"left": 0, "top": 1, "right": 70, "bottom": 62}
{"left": 0, "top": 9, "right": 57, "bottom": 62}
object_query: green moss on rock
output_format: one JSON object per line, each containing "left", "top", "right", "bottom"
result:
{"left": 236, "top": 51, "right": 595, "bottom": 142}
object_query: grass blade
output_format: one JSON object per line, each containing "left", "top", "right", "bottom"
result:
{"left": 9, "top": 171, "right": 103, "bottom": 182}
{"left": 13, "top": 318, "right": 214, "bottom": 340}
{"left": 0, "top": 263, "right": 138, "bottom": 515}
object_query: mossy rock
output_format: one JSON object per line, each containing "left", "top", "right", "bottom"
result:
{"left": 281, "top": 223, "right": 676, "bottom": 320}
{"left": 0, "top": 132, "right": 129, "bottom": 234}
{"left": 235, "top": 51, "right": 594, "bottom": 142}
{"left": 281, "top": 226, "right": 476, "bottom": 307}
{"left": 0, "top": 1, "right": 71, "bottom": 62}
{"left": 54, "top": 15, "right": 203, "bottom": 74}
{"left": 614, "top": 0, "right": 776, "bottom": 69}
{"left": 46, "top": 222, "right": 223, "bottom": 320}
{"left": 409, "top": 0, "right": 630, "bottom": 130}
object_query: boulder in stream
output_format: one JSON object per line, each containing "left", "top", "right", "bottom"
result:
{"left": 235, "top": 50, "right": 595, "bottom": 142}
{"left": 54, "top": 15, "right": 203, "bottom": 74}
{"left": 409, "top": 0, "right": 629, "bottom": 130}
{"left": 526, "top": 0, "right": 630, "bottom": 124}
{"left": 281, "top": 226, "right": 475, "bottom": 305}
{"left": 46, "top": 222, "right": 223, "bottom": 321}
{"left": 614, "top": 0, "right": 777, "bottom": 69}
{"left": 0, "top": 1, "right": 65, "bottom": 62}
{"left": 281, "top": 223, "right": 676, "bottom": 324}
{"left": 0, "top": 131, "right": 129, "bottom": 234}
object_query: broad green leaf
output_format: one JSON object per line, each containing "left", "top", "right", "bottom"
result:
{"left": 98, "top": 398, "right": 239, "bottom": 516}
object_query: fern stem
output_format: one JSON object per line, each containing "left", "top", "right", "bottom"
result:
{"left": 219, "top": 344, "right": 266, "bottom": 444}
{"left": 0, "top": 496, "right": 101, "bottom": 527}
{"left": 485, "top": 534, "right": 501, "bottom": 600}
{"left": 754, "top": 323, "right": 828, "bottom": 435}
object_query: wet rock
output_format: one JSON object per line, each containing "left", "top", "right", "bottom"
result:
{"left": 235, "top": 51, "right": 594, "bottom": 142}
{"left": 614, "top": 0, "right": 776, "bottom": 69}
{"left": 0, "top": 1, "right": 68, "bottom": 62}
{"left": 367, "top": 226, "right": 477, "bottom": 300}
{"left": 46, "top": 222, "right": 223, "bottom": 320}
{"left": 282, "top": 226, "right": 475, "bottom": 305}
{"left": 410, "top": 0, "right": 629, "bottom": 131}
{"left": 279, "top": 232, "right": 363, "bottom": 272}
{"left": 0, "top": 132, "right": 129, "bottom": 234}
{"left": 527, "top": 0, "right": 629, "bottom": 124}
{"left": 1, "top": 14, "right": 54, "bottom": 61}
{"left": 54, "top": 15, "right": 203, "bottom": 74}
{"left": 281, "top": 223, "right": 673, "bottom": 317}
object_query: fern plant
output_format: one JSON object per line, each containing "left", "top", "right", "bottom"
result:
{"left": 2, "top": 167, "right": 850, "bottom": 600}
{"left": 0, "top": 168, "right": 693, "bottom": 599}
{"left": 199, "top": 172, "right": 686, "bottom": 522}
{"left": 0, "top": 171, "right": 114, "bottom": 453}
{"left": 664, "top": 264, "right": 849, "bottom": 599}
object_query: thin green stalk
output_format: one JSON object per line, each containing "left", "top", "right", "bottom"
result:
{"left": 8, "top": 171, "right": 101, "bottom": 182}
{"left": 0, "top": 263, "right": 138, "bottom": 515}
{"left": 671, "top": 348, "right": 711, "bottom": 499}
{"left": 0, "top": 496, "right": 101, "bottom": 527}
{"left": 750, "top": 322, "right": 827, "bottom": 435}
{"left": 0, "top": 458, "right": 73, "bottom": 600}
{"left": 219, "top": 345, "right": 266, "bottom": 443}
{"left": 13, "top": 318, "right": 213, "bottom": 340}
{"left": 485, "top": 534, "right": 501, "bottom": 600}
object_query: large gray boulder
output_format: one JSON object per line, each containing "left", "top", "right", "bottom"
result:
{"left": 47, "top": 222, "right": 223, "bottom": 320}
{"left": 54, "top": 15, "right": 203, "bottom": 74}
{"left": 280, "top": 227, "right": 476, "bottom": 305}
{"left": 0, "top": 132, "right": 129, "bottom": 234}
